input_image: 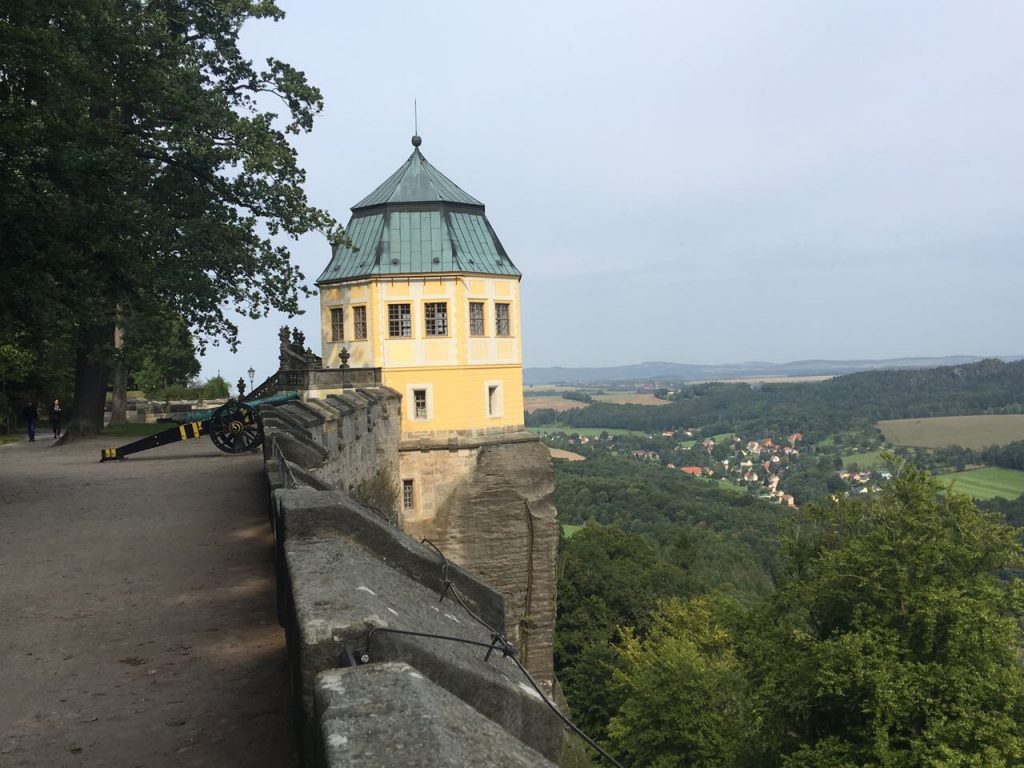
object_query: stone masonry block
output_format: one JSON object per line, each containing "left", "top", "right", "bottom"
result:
{"left": 314, "top": 663, "right": 557, "bottom": 768}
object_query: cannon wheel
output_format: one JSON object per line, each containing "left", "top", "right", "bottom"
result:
{"left": 210, "top": 400, "right": 264, "bottom": 454}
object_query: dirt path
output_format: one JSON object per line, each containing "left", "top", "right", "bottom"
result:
{"left": 0, "top": 433, "right": 295, "bottom": 767}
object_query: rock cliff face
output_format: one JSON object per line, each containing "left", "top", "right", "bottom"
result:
{"left": 403, "top": 439, "right": 559, "bottom": 688}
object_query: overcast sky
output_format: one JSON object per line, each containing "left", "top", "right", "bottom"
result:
{"left": 201, "top": 1, "right": 1024, "bottom": 387}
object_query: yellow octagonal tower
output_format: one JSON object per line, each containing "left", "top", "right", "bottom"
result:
{"left": 316, "top": 135, "right": 525, "bottom": 442}
{"left": 312, "top": 139, "right": 557, "bottom": 685}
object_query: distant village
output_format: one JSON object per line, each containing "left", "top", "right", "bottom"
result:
{"left": 556, "top": 427, "right": 891, "bottom": 507}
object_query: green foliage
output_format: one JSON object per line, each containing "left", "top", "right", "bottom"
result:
{"left": 981, "top": 439, "right": 1024, "bottom": 471}
{"left": 123, "top": 308, "right": 201, "bottom": 393}
{"left": 745, "top": 466, "right": 1024, "bottom": 766}
{"left": 556, "top": 527, "right": 692, "bottom": 740}
{"left": 558, "top": 465, "right": 1024, "bottom": 766}
{"left": 0, "top": 337, "right": 33, "bottom": 383}
{"left": 563, "top": 390, "right": 594, "bottom": 404}
{"left": 555, "top": 456, "right": 787, "bottom": 597}
{"left": 147, "top": 375, "right": 228, "bottom": 401}
{"left": 1, "top": 1, "right": 342, "bottom": 431}
{"left": 608, "top": 597, "right": 751, "bottom": 768}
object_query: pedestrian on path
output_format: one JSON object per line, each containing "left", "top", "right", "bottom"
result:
{"left": 50, "top": 398, "right": 63, "bottom": 438}
{"left": 21, "top": 401, "right": 38, "bottom": 442}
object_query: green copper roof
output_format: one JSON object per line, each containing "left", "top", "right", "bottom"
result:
{"left": 317, "top": 139, "right": 520, "bottom": 284}
{"left": 354, "top": 147, "right": 483, "bottom": 208}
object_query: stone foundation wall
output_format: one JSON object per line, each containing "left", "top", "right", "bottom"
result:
{"left": 401, "top": 439, "right": 559, "bottom": 689}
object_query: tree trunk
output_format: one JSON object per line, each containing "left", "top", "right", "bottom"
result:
{"left": 109, "top": 358, "right": 128, "bottom": 424}
{"left": 68, "top": 322, "right": 113, "bottom": 436}
{"left": 109, "top": 322, "right": 127, "bottom": 424}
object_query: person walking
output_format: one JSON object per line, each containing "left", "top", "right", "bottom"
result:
{"left": 21, "top": 401, "right": 38, "bottom": 442}
{"left": 50, "top": 399, "right": 63, "bottom": 438}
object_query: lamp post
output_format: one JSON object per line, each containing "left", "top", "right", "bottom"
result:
{"left": 247, "top": 366, "right": 255, "bottom": 390}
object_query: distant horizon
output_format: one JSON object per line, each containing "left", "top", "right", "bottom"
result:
{"left": 524, "top": 353, "right": 1024, "bottom": 371}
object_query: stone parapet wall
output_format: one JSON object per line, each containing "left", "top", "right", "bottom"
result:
{"left": 259, "top": 391, "right": 562, "bottom": 767}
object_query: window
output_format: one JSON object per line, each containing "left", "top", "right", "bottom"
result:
{"left": 402, "top": 479, "right": 414, "bottom": 511}
{"left": 424, "top": 302, "right": 448, "bottom": 336}
{"left": 495, "top": 303, "right": 511, "bottom": 336}
{"left": 413, "top": 389, "right": 427, "bottom": 420}
{"left": 469, "top": 302, "right": 485, "bottom": 336}
{"left": 388, "top": 303, "right": 411, "bottom": 337}
{"left": 330, "top": 308, "right": 344, "bottom": 342}
{"left": 487, "top": 384, "right": 503, "bottom": 417}
{"left": 353, "top": 306, "right": 367, "bottom": 340}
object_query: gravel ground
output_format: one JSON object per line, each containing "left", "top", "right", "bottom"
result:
{"left": 0, "top": 432, "right": 296, "bottom": 767}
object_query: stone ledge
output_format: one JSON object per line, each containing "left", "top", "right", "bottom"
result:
{"left": 274, "top": 488, "right": 503, "bottom": 631}
{"left": 283, "top": 528, "right": 562, "bottom": 762}
{"left": 398, "top": 430, "right": 539, "bottom": 453}
{"left": 266, "top": 429, "right": 330, "bottom": 469}
{"left": 315, "top": 663, "right": 557, "bottom": 768}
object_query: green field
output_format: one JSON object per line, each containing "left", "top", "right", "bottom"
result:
{"left": 714, "top": 479, "right": 749, "bottom": 495}
{"left": 879, "top": 415, "right": 1024, "bottom": 451}
{"left": 842, "top": 450, "right": 886, "bottom": 470}
{"left": 527, "top": 425, "right": 649, "bottom": 438}
{"left": 935, "top": 467, "right": 1024, "bottom": 500}
{"left": 678, "top": 440, "right": 697, "bottom": 449}
{"left": 711, "top": 432, "right": 735, "bottom": 444}
{"left": 562, "top": 524, "right": 584, "bottom": 538}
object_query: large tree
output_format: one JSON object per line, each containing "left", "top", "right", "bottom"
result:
{"left": 0, "top": 1, "right": 341, "bottom": 433}
{"left": 748, "top": 466, "right": 1024, "bottom": 766}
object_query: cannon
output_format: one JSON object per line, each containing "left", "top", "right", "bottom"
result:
{"left": 99, "top": 393, "right": 295, "bottom": 462}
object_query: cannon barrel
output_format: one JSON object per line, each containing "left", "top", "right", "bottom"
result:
{"left": 167, "top": 390, "right": 299, "bottom": 424}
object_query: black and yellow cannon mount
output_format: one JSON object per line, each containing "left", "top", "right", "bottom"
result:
{"left": 99, "top": 400, "right": 265, "bottom": 462}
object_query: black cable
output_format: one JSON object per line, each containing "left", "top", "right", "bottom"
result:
{"left": 363, "top": 626, "right": 626, "bottom": 768}
{"left": 365, "top": 626, "right": 500, "bottom": 656}
{"left": 421, "top": 539, "right": 508, "bottom": 641}
{"left": 507, "top": 649, "right": 627, "bottom": 768}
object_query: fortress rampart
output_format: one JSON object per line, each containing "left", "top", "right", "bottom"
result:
{"left": 260, "top": 390, "right": 562, "bottom": 766}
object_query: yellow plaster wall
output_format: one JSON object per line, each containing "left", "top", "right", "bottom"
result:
{"left": 320, "top": 274, "right": 524, "bottom": 433}
{"left": 383, "top": 365, "right": 524, "bottom": 433}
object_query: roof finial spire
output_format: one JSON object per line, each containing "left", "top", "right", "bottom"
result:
{"left": 412, "top": 99, "right": 422, "bottom": 147}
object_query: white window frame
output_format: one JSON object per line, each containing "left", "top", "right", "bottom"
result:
{"left": 469, "top": 301, "right": 485, "bottom": 336}
{"left": 330, "top": 307, "right": 344, "bottom": 342}
{"left": 495, "top": 302, "right": 511, "bottom": 336}
{"left": 485, "top": 380, "right": 504, "bottom": 418}
{"left": 402, "top": 479, "right": 415, "bottom": 511}
{"left": 406, "top": 383, "right": 434, "bottom": 422}
{"left": 424, "top": 301, "right": 448, "bottom": 336}
{"left": 388, "top": 303, "right": 412, "bottom": 337}
{"left": 352, "top": 305, "right": 368, "bottom": 340}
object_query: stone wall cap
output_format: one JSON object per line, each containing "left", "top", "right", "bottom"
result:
{"left": 315, "top": 663, "right": 557, "bottom": 768}
{"left": 399, "top": 430, "right": 539, "bottom": 453}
